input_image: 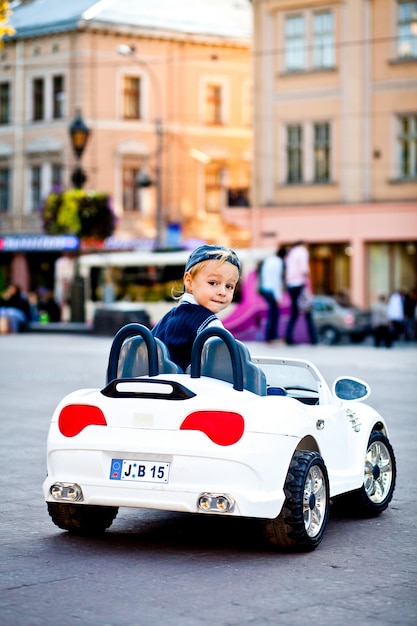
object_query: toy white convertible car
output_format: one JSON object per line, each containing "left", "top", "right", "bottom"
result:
{"left": 43, "top": 323, "right": 396, "bottom": 551}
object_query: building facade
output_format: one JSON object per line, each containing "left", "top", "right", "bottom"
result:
{"left": 225, "top": 0, "right": 417, "bottom": 306}
{"left": 0, "top": 0, "right": 252, "bottom": 292}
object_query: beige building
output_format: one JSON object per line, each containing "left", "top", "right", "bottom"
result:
{"left": 0, "top": 0, "right": 252, "bottom": 291}
{"left": 225, "top": 0, "right": 417, "bottom": 306}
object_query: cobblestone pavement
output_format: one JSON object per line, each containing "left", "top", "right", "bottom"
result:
{"left": 0, "top": 333, "right": 416, "bottom": 626}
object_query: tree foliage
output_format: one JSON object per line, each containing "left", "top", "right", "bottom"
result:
{"left": 42, "top": 189, "right": 116, "bottom": 241}
{"left": 0, "top": 1, "right": 15, "bottom": 46}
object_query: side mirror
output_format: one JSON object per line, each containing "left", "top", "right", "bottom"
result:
{"left": 332, "top": 376, "right": 370, "bottom": 402}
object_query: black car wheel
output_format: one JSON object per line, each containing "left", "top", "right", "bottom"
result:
{"left": 318, "top": 325, "right": 340, "bottom": 345}
{"left": 47, "top": 502, "right": 119, "bottom": 534}
{"left": 262, "top": 451, "right": 330, "bottom": 552}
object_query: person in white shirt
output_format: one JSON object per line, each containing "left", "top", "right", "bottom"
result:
{"left": 284, "top": 240, "right": 317, "bottom": 345}
{"left": 371, "top": 293, "right": 392, "bottom": 348}
{"left": 387, "top": 289, "right": 405, "bottom": 340}
{"left": 259, "top": 246, "right": 286, "bottom": 343}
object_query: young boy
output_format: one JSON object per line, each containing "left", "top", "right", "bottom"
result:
{"left": 152, "top": 244, "right": 241, "bottom": 371}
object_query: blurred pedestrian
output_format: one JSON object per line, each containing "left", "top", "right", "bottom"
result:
{"left": 54, "top": 253, "right": 75, "bottom": 321}
{"left": 403, "top": 288, "right": 417, "bottom": 341}
{"left": 387, "top": 289, "right": 405, "bottom": 341}
{"left": 0, "top": 283, "right": 31, "bottom": 332}
{"left": 38, "top": 288, "right": 62, "bottom": 322}
{"left": 28, "top": 291, "right": 40, "bottom": 322}
{"left": 284, "top": 241, "right": 317, "bottom": 345}
{"left": 258, "top": 246, "right": 286, "bottom": 343}
{"left": 371, "top": 293, "right": 392, "bottom": 348}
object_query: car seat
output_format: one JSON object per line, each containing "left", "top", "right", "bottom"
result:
{"left": 106, "top": 323, "right": 182, "bottom": 383}
{"left": 190, "top": 327, "right": 267, "bottom": 396}
{"left": 117, "top": 335, "right": 182, "bottom": 378}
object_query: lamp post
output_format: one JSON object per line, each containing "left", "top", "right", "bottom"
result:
{"left": 117, "top": 45, "right": 164, "bottom": 249}
{"left": 68, "top": 109, "right": 90, "bottom": 322}
{"left": 69, "top": 109, "right": 90, "bottom": 188}
{"left": 152, "top": 118, "right": 163, "bottom": 249}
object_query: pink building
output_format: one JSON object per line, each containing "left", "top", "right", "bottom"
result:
{"left": 225, "top": 0, "right": 417, "bottom": 307}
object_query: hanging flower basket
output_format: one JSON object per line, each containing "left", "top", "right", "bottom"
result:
{"left": 41, "top": 189, "right": 116, "bottom": 241}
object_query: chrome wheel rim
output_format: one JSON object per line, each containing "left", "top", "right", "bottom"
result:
{"left": 320, "top": 328, "right": 338, "bottom": 345}
{"left": 364, "top": 441, "right": 393, "bottom": 503}
{"left": 303, "top": 464, "right": 327, "bottom": 537}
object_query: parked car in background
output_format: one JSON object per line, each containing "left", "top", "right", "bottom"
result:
{"left": 312, "top": 295, "right": 372, "bottom": 345}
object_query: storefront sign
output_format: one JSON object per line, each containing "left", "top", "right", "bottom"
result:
{"left": 0, "top": 235, "right": 79, "bottom": 252}
{"left": 101, "top": 237, "right": 155, "bottom": 251}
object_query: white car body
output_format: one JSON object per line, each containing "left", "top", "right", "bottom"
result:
{"left": 43, "top": 324, "right": 396, "bottom": 551}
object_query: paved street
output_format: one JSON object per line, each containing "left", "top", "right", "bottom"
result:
{"left": 0, "top": 332, "right": 416, "bottom": 626}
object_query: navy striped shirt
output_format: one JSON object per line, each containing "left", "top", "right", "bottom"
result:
{"left": 152, "top": 299, "right": 218, "bottom": 371}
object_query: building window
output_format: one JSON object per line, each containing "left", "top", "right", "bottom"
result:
{"left": 30, "top": 165, "right": 41, "bottom": 211}
{"left": 398, "top": 114, "right": 417, "bottom": 178}
{"left": 122, "top": 167, "right": 142, "bottom": 211}
{"left": 0, "top": 167, "right": 10, "bottom": 212}
{"left": 0, "top": 82, "right": 10, "bottom": 124}
{"left": 205, "top": 163, "right": 224, "bottom": 212}
{"left": 313, "top": 11, "right": 335, "bottom": 69}
{"left": 52, "top": 75, "right": 64, "bottom": 119}
{"left": 285, "top": 15, "right": 305, "bottom": 71}
{"left": 205, "top": 83, "right": 223, "bottom": 124}
{"left": 123, "top": 76, "right": 141, "bottom": 120}
{"left": 286, "top": 125, "right": 303, "bottom": 183}
{"left": 284, "top": 121, "right": 332, "bottom": 184}
{"left": 284, "top": 9, "right": 335, "bottom": 72}
{"left": 314, "top": 122, "right": 331, "bottom": 182}
{"left": 52, "top": 164, "right": 63, "bottom": 189}
{"left": 397, "top": 1, "right": 417, "bottom": 58}
{"left": 32, "top": 78, "right": 44, "bottom": 121}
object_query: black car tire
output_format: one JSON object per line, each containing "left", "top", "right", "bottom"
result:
{"left": 318, "top": 325, "right": 340, "bottom": 345}
{"left": 47, "top": 502, "right": 119, "bottom": 534}
{"left": 262, "top": 450, "right": 330, "bottom": 552}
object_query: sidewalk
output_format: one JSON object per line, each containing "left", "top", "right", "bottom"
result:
{"left": 28, "top": 321, "right": 93, "bottom": 334}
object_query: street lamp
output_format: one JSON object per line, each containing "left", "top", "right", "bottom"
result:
{"left": 69, "top": 109, "right": 90, "bottom": 188}
{"left": 68, "top": 109, "right": 90, "bottom": 322}
{"left": 117, "top": 44, "right": 164, "bottom": 249}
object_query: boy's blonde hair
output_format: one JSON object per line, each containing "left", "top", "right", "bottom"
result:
{"left": 184, "top": 244, "right": 241, "bottom": 274}
{"left": 172, "top": 246, "right": 241, "bottom": 299}
{"left": 187, "top": 250, "right": 238, "bottom": 277}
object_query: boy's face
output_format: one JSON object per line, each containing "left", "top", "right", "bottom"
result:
{"left": 184, "top": 260, "right": 239, "bottom": 314}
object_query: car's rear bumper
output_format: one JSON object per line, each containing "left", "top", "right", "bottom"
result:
{"left": 43, "top": 425, "right": 297, "bottom": 519}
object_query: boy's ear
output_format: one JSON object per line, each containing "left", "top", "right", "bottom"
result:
{"left": 183, "top": 272, "right": 192, "bottom": 291}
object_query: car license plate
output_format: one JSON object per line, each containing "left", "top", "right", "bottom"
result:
{"left": 110, "top": 459, "right": 170, "bottom": 483}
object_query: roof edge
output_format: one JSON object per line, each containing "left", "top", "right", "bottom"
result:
{"left": 8, "top": 17, "right": 250, "bottom": 47}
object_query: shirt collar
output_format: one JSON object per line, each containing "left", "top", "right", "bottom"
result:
{"left": 182, "top": 292, "right": 198, "bottom": 305}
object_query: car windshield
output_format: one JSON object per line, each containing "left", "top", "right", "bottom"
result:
{"left": 255, "top": 361, "right": 319, "bottom": 393}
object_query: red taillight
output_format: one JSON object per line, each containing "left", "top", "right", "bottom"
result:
{"left": 180, "top": 410, "right": 244, "bottom": 446}
{"left": 58, "top": 404, "right": 107, "bottom": 437}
